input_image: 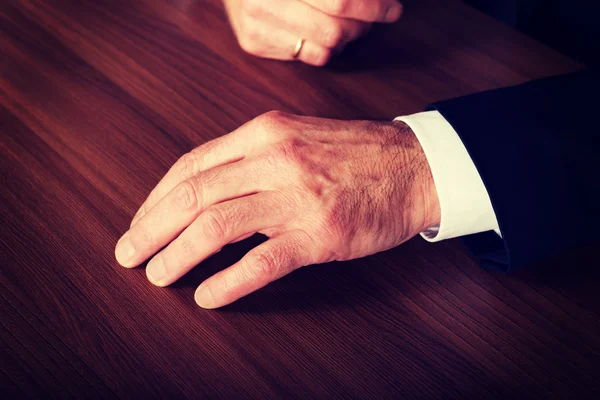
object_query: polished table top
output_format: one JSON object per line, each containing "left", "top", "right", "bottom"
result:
{"left": 1, "top": 0, "right": 599, "bottom": 398}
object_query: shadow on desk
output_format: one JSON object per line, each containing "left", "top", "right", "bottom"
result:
{"left": 325, "top": 0, "right": 576, "bottom": 87}
{"left": 166, "top": 231, "right": 599, "bottom": 315}
{"left": 161, "top": 232, "right": 488, "bottom": 317}
{"left": 167, "top": 233, "right": 392, "bottom": 314}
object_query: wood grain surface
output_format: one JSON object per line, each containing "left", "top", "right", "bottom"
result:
{"left": 1, "top": 0, "right": 599, "bottom": 398}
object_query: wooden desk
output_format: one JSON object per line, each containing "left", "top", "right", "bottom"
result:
{"left": 1, "top": 0, "right": 599, "bottom": 398}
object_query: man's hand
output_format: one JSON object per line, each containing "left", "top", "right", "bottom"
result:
{"left": 224, "top": 0, "right": 403, "bottom": 66}
{"left": 115, "top": 112, "right": 440, "bottom": 308}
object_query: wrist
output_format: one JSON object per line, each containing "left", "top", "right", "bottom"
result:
{"left": 391, "top": 121, "right": 441, "bottom": 237}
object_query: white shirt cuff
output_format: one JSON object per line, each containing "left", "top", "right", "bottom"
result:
{"left": 395, "top": 111, "right": 501, "bottom": 242}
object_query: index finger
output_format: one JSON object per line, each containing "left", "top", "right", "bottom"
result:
{"left": 130, "top": 116, "right": 277, "bottom": 227}
{"left": 302, "top": 0, "right": 403, "bottom": 23}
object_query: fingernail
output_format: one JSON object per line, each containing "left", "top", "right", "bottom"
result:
{"left": 115, "top": 232, "right": 136, "bottom": 267}
{"left": 195, "top": 284, "right": 215, "bottom": 309}
{"left": 384, "top": 3, "right": 402, "bottom": 22}
{"left": 146, "top": 256, "right": 167, "bottom": 286}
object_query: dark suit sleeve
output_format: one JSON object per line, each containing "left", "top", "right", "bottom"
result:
{"left": 427, "top": 69, "right": 600, "bottom": 271}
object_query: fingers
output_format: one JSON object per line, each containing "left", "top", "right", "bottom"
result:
{"left": 130, "top": 118, "right": 276, "bottom": 227}
{"left": 116, "top": 159, "right": 266, "bottom": 268}
{"left": 238, "top": 20, "right": 333, "bottom": 66}
{"left": 302, "top": 0, "right": 403, "bottom": 23}
{"left": 228, "top": 0, "right": 400, "bottom": 65}
{"left": 194, "top": 230, "right": 314, "bottom": 309}
{"left": 250, "top": 0, "right": 368, "bottom": 49}
{"left": 145, "top": 191, "right": 287, "bottom": 287}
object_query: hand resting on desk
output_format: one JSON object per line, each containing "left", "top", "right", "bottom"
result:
{"left": 115, "top": 112, "right": 440, "bottom": 308}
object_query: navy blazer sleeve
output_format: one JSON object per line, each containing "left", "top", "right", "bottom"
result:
{"left": 428, "top": 69, "right": 600, "bottom": 271}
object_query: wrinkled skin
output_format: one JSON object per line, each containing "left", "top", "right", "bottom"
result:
{"left": 115, "top": 112, "right": 440, "bottom": 308}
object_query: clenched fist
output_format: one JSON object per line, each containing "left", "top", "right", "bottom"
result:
{"left": 115, "top": 112, "right": 440, "bottom": 308}
{"left": 224, "top": 0, "right": 403, "bottom": 65}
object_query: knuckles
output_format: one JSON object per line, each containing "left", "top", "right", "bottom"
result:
{"left": 171, "top": 180, "right": 199, "bottom": 211}
{"left": 255, "top": 110, "right": 290, "bottom": 130}
{"left": 202, "top": 208, "right": 228, "bottom": 241}
{"left": 177, "top": 152, "right": 199, "bottom": 180}
{"left": 254, "top": 111, "right": 305, "bottom": 166}
{"left": 245, "top": 250, "right": 280, "bottom": 283}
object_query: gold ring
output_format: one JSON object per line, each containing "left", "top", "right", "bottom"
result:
{"left": 292, "top": 38, "right": 305, "bottom": 59}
